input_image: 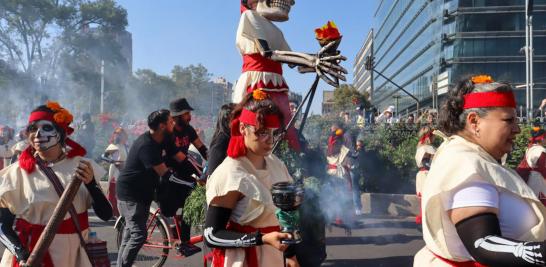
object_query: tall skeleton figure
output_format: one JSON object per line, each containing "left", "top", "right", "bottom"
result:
{"left": 234, "top": 0, "right": 347, "bottom": 151}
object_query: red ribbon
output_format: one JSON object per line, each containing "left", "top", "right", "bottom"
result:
{"left": 212, "top": 221, "right": 280, "bottom": 267}
{"left": 463, "top": 91, "right": 516, "bottom": 110}
{"left": 430, "top": 250, "right": 488, "bottom": 267}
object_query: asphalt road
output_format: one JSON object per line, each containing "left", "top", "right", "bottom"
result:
{"left": 0, "top": 213, "right": 423, "bottom": 267}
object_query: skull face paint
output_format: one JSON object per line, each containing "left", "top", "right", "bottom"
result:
{"left": 27, "top": 120, "right": 61, "bottom": 151}
{"left": 256, "top": 0, "right": 295, "bottom": 22}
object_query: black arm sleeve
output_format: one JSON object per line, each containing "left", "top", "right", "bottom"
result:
{"left": 85, "top": 179, "right": 113, "bottom": 221}
{"left": 203, "top": 206, "right": 263, "bottom": 249}
{"left": 456, "top": 212, "right": 546, "bottom": 266}
{"left": 197, "top": 145, "right": 208, "bottom": 161}
{"left": 0, "top": 208, "right": 29, "bottom": 262}
{"left": 205, "top": 134, "right": 229, "bottom": 178}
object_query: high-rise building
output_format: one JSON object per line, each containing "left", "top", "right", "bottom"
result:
{"left": 354, "top": 29, "right": 374, "bottom": 99}
{"left": 322, "top": 90, "right": 335, "bottom": 115}
{"left": 354, "top": 0, "right": 546, "bottom": 114}
{"left": 209, "top": 77, "right": 233, "bottom": 115}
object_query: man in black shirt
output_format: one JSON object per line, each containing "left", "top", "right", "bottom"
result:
{"left": 163, "top": 97, "right": 208, "bottom": 256}
{"left": 116, "top": 109, "right": 179, "bottom": 267}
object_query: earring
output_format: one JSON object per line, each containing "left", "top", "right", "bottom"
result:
{"left": 474, "top": 129, "right": 480, "bottom": 137}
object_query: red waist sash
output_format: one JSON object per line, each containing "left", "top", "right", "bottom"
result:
{"left": 212, "top": 221, "right": 280, "bottom": 267}
{"left": 13, "top": 211, "right": 89, "bottom": 267}
{"left": 242, "top": 53, "right": 282, "bottom": 74}
{"left": 430, "top": 250, "right": 487, "bottom": 267}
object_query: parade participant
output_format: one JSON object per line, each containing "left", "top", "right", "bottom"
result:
{"left": 204, "top": 92, "right": 299, "bottom": 267}
{"left": 116, "top": 109, "right": 179, "bottom": 267}
{"left": 414, "top": 75, "right": 546, "bottom": 266}
{"left": 234, "top": 0, "right": 346, "bottom": 151}
{"left": 356, "top": 106, "right": 366, "bottom": 129}
{"left": 10, "top": 129, "right": 29, "bottom": 164}
{"left": 102, "top": 127, "right": 129, "bottom": 217}
{"left": 0, "top": 125, "right": 15, "bottom": 169}
{"left": 76, "top": 113, "right": 96, "bottom": 157}
{"left": 325, "top": 125, "right": 354, "bottom": 225}
{"left": 0, "top": 102, "right": 112, "bottom": 267}
{"left": 414, "top": 126, "right": 436, "bottom": 224}
{"left": 162, "top": 97, "right": 208, "bottom": 257}
{"left": 204, "top": 103, "right": 236, "bottom": 180}
{"left": 517, "top": 126, "right": 546, "bottom": 205}
{"left": 350, "top": 139, "right": 365, "bottom": 215}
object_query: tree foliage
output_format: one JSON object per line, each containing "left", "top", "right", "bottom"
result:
{"left": 332, "top": 84, "right": 370, "bottom": 113}
{"left": 0, "top": 0, "right": 127, "bottom": 79}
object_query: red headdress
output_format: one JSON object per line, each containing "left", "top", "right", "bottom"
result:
{"left": 19, "top": 101, "right": 86, "bottom": 173}
{"left": 529, "top": 126, "right": 546, "bottom": 146}
{"left": 227, "top": 91, "right": 281, "bottom": 158}
{"left": 463, "top": 75, "right": 516, "bottom": 110}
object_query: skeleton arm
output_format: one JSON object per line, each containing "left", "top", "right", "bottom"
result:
{"left": 456, "top": 212, "right": 546, "bottom": 266}
{"left": 257, "top": 39, "right": 347, "bottom": 86}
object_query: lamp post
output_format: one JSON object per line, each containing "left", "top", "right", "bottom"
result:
{"left": 525, "top": 0, "right": 535, "bottom": 121}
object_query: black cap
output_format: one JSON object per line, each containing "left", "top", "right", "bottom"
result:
{"left": 169, "top": 98, "right": 194, "bottom": 116}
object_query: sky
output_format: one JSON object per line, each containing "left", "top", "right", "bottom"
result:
{"left": 115, "top": 0, "right": 376, "bottom": 114}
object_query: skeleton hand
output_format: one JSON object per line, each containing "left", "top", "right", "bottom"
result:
{"left": 269, "top": 41, "right": 347, "bottom": 87}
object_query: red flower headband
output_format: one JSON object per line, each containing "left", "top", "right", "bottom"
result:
{"left": 463, "top": 75, "right": 516, "bottom": 110}
{"left": 19, "top": 102, "right": 86, "bottom": 173}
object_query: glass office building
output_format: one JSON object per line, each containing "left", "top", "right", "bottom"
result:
{"left": 354, "top": 0, "right": 546, "bottom": 113}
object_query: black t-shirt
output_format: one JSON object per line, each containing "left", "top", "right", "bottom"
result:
{"left": 116, "top": 132, "right": 165, "bottom": 204}
{"left": 166, "top": 125, "right": 198, "bottom": 180}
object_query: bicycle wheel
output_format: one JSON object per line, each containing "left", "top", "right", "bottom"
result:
{"left": 115, "top": 213, "right": 170, "bottom": 267}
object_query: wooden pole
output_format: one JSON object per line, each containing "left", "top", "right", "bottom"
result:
{"left": 25, "top": 177, "right": 82, "bottom": 267}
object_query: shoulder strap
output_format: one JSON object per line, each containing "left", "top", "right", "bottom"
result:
{"left": 35, "top": 158, "right": 94, "bottom": 264}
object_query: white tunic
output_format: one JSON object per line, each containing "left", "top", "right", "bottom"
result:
{"left": 233, "top": 10, "right": 291, "bottom": 103}
{"left": 0, "top": 156, "right": 106, "bottom": 267}
{"left": 206, "top": 154, "right": 292, "bottom": 267}
{"left": 525, "top": 145, "right": 546, "bottom": 200}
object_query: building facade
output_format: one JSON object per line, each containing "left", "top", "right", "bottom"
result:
{"left": 322, "top": 90, "right": 335, "bottom": 115}
{"left": 355, "top": 0, "right": 546, "bottom": 114}
{"left": 354, "top": 30, "right": 374, "bottom": 99}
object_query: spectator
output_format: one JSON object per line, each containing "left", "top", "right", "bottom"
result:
{"left": 375, "top": 106, "right": 395, "bottom": 124}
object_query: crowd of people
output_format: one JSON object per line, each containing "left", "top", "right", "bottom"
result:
{"left": 2, "top": 71, "right": 546, "bottom": 267}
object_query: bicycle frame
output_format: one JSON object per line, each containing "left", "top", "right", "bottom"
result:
{"left": 144, "top": 208, "right": 203, "bottom": 249}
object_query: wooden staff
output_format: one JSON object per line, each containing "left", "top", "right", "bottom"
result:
{"left": 25, "top": 177, "right": 82, "bottom": 267}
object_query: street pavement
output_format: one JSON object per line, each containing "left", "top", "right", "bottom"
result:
{"left": 0, "top": 213, "right": 423, "bottom": 266}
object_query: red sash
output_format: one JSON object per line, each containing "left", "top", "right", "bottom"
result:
{"left": 430, "top": 250, "right": 488, "bottom": 267}
{"left": 12, "top": 211, "right": 89, "bottom": 267}
{"left": 212, "top": 221, "right": 280, "bottom": 267}
{"left": 242, "top": 53, "right": 282, "bottom": 74}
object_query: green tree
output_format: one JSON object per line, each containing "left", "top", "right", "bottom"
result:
{"left": 0, "top": 0, "right": 127, "bottom": 80}
{"left": 332, "top": 84, "right": 370, "bottom": 113}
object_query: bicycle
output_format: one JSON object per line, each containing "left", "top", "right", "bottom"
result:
{"left": 114, "top": 206, "right": 209, "bottom": 267}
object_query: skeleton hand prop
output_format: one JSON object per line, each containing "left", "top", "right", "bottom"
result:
{"left": 267, "top": 41, "right": 348, "bottom": 87}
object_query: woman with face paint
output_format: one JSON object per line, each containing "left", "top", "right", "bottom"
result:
{"left": 414, "top": 76, "right": 546, "bottom": 266}
{"left": 0, "top": 102, "right": 112, "bottom": 267}
{"left": 204, "top": 90, "right": 299, "bottom": 267}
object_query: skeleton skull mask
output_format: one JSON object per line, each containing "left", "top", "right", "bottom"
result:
{"left": 28, "top": 120, "right": 61, "bottom": 151}
{"left": 255, "top": 0, "right": 295, "bottom": 22}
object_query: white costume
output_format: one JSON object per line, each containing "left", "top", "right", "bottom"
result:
{"left": 233, "top": 9, "right": 291, "bottom": 104}
{"left": 0, "top": 156, "right": 105, "bottom": 267}
{"left": 206, "top": 154, "right": 292, "bottom": 267}
{"left": 525, "top": 144, "right": 546, "bottom": 201}
{"left": 0, "top": 140, "right": 15, "bottom": 170}
{"left": 414, "top": 136, "right": 546, "bottom": 266}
